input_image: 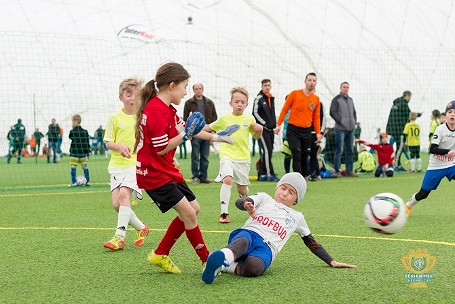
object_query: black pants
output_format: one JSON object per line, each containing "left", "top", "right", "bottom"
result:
{"left": 258, "top": 129, "right": 275, "bottom": 176}
{"left": 286, "top": 124, "right": 312, "bottom": 177}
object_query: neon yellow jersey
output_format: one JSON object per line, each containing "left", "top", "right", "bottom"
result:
{"left": 210, "top": 113, "right": 256, "bottom": 161}
{"left": 403, "top": 121, "right": 421, "bottom": 147}
{"left": 104, "top": 109, "right": 137, "bottom": 168}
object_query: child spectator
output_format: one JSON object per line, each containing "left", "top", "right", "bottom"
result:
{"left": 68, "top": 114, "right": 91, "bottom": 186}
{"left": 406, "top": 101, "right": 455, "bottom": 217}
{"left": 440, "top": 112, "right": 446, "bottom": 124}
{"left": 201, "top": 172, "right": 356, "bottom": 284}
{"left": 429, "top": 109, "right": 441, "bottom": 141}
{"left": 403, "top": 112, "right": 422, "bottom": 173}
{"left": 204, "top": 87, "right": 263, "bottom": 223}
{"left": 103, "top": 78, "right": 150, "bottom": 251}
{"left": 355, "top": 144, "right": 376, "bottom": 173}
{"left": 356, "top": 133, "right": 394, "bottom": 177}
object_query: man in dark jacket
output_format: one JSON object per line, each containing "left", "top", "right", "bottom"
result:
{"left": 183, "top": 83, "right": 218, "bottom": 183}
{"left": 252, "top": 79, "right": 278, "bottom": 181}
{"left": 47, "top": 118, "right": 60, "bottom": 163}
{"left": 7, "top": 119, "right": 26, "bottom": 164}
{"left": 386, "top": 91, "right": 421, "bottom": 170}
{"left": 330, "top": 82, "right": 357, "bottom": 177}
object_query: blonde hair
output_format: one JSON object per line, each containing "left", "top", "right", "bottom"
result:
{"left": 72, "top": 114, "right": 82, "bottom": 124}
{"left": 230, "top": 86, "right": 249, "bottom": 100}
{"left": 409, "top": 112, "right": 417, "bottom": 121}
{"left": 119, "top": 78, "right": 144, "bottom": 97}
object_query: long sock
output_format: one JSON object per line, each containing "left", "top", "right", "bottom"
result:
{"left": 155, "top": 216, "right": 185, "bottom": 256}
{"left": 406, "top": 193, "right": 418, "bottom": 207}
{"left": 220, "top": 248, "right": 235, "bottom": 265}
{"left": 220, "top": 183, "right": 232, "bottom": 214}
{"left": 115, "top": 206, "right": 131, "bottom": 238}
{"left": 71, "top": 166, "right": 76, "bottom": 183}
{"left": 417, "top": 158, "right": 422, "bottom": 171}
{"left": 185, "top": 225, "right": 209, "bottom": 263}
{"left": 129, "top": 209, "right": 145, "bottom": 230}
{"left": 410, "top": 159, "right": 415, "bottom": 171}
{"left": 83, "top": 168, "right": 90, "bottom": 182}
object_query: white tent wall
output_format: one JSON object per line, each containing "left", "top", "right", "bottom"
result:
{"left": 1, "top": 33, "right": 454, "bottom": 154}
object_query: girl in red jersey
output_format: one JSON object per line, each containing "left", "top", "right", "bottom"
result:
{"left": 135, "top": 62, "right": 235, "bottom": 274}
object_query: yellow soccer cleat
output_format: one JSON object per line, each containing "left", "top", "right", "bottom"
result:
{"left": 103, "top": 235, "right": 125, "bottom": 251}
{"left": 133, "top": 224, "right": 150, "bottom": 247}
{"left": 147, "top": 251, "right": 181, "bottom": 274}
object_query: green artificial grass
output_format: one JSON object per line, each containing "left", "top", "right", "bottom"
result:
{"left": 1, "top": 153, "right": 454, "bottom": 303}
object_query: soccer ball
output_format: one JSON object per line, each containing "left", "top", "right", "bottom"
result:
{"left": 364, "top": 192, "right": 407, "bottom": 234}
{"left": 76, "top": 176, "right": 87, "bottom": 186}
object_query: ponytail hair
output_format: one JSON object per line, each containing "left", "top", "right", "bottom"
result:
{"left": 134, "top": 62, "right": 190, "bottom": 152}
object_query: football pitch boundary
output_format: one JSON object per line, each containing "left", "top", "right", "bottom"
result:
{"left": 1, "top": 226, "right": 453, "bottom": 247}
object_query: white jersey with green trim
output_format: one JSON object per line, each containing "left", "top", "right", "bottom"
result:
{"left": 429, "top": 123, "right": 455, "bottom": 170}
{"left": 241, "top": 192, "right": 311, "bottom": 261}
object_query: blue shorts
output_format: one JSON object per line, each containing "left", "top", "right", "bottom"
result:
{"left": 228, "top": 229, "right": 272, "bottom": 271}
{"left": 421, "top": 166, "right": 455, "bottom": 191}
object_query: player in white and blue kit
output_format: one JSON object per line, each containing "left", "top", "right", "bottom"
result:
{"left": 202, "top": 172, "right": 357, "bottom": 284}
{"left": 406, "top": 101, "right": 455, "bottom": 217}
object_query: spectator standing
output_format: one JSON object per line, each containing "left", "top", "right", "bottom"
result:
{"left": 68, "top": 114, "right": 91, "bottom": 186}
{"left": 94, "top": 125, "right": 105, "bottom": 155}
{"left": 403, "top": 112, "right": 422, "bottom": 173}
{"left": 386, "top": 91, "right": 421, "bottom": 170}
{"left": 47, "top": 118, "right": 60, "bottom": 163}
{"left": 33, "top": 128, "right": 45, "bottom": 156}
{"left": 276, "top": 73, "right": 322, "bottom": 178}
{"left": 330, "top": 82, "right": 358, "bottom": 177}
{"left": 7, "top": 119, "right": 26, "bottom": 164}
{"left": 252, "top": 79, "right": 279, "bottom": 182}
{"left": 428, "top": 109, "right": 440, "bottom": 146}
{"left": 183, "top": 83, "right": 218, "bottom": 184}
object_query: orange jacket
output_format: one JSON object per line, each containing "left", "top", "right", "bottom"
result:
{"left": 277, "top": 89, "right": 321, "bottom": 134}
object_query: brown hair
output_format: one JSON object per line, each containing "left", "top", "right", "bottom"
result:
{"left": 72, "top": 114, "right": 82, "bottom": 124}
{"left": 134, "top": 62, "right": 190, "bottom": 151}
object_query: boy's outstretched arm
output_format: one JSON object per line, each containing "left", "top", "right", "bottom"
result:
{"left": 301, "top": 234, "right": 357, "bottom": 268}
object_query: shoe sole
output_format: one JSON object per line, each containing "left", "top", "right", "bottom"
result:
{"left": 202, "top": 251, "right": 225, "bottom": 284}
{"left": 103, "top": 243, "right": 125, "bottom": 251}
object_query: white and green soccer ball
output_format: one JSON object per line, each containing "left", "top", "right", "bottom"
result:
{"left": 364, "top": 192, "right": 407, "bottom": 234}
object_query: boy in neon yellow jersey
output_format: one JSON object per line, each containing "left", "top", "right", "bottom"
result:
{"left": 204, "top": 87, "right": 263, "bottom": 223}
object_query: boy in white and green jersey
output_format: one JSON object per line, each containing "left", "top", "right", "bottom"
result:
{"left": 205, "top": 87, "right": 263, "bottom": 223}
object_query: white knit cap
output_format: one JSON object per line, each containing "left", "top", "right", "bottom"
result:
{"left": 276, "top": 172, "right": 307, "bottom": 203}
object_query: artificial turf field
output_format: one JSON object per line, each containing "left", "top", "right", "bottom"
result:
{"left": 1, "top": 153, "right": 454, "bottom": 303}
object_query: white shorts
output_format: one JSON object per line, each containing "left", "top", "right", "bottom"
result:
{"left": 108, "top": 166, "right": 143, "bottom": 200}
{"left": 215, "top": 157, "right": 250, "bottom": 185}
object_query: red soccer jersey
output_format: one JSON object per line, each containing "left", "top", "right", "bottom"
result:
{"left": 359, "top": 141, "right": 394, "bottom": 166}
{"left": 136, "top": 96, "right": 185, "bottom": 190}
